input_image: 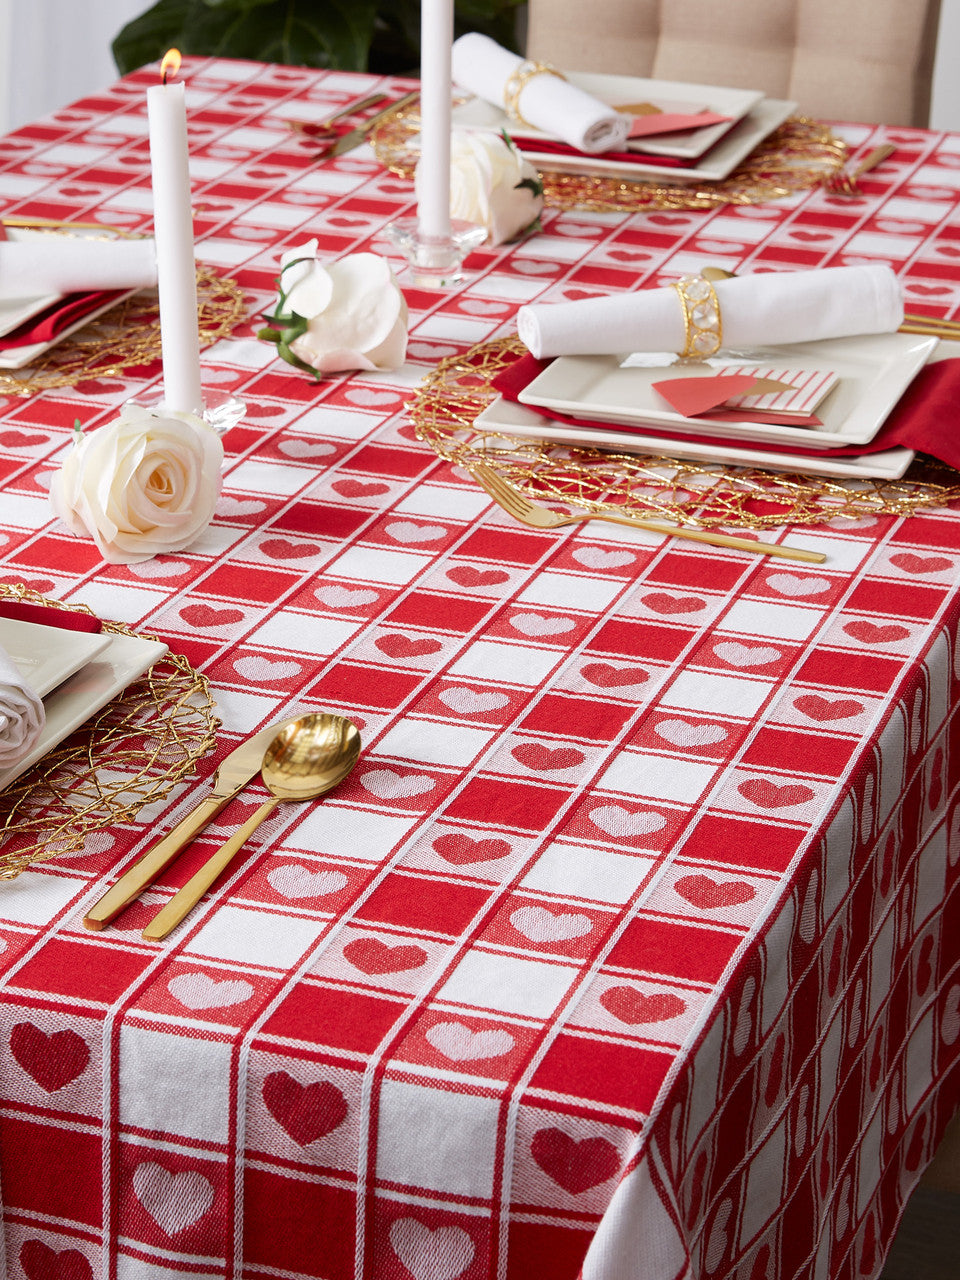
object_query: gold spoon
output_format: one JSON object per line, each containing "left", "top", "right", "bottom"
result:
{"left": 142, "top": 713, "right": 361, "bottom": 941}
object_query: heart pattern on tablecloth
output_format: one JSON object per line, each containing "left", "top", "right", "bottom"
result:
{"left": 793, "top": 693, "right": 864, "bottom": 721}
{"left": 675, "top": 874, "right": 756, "bottom": 910}
{"left": 432, "top": 833, "right": 512, "bottom": 864}
{"left": 589, "top": 804, "right": 665, "bottom": 838}
{"left": 360, "top": 769, "right": 436, "bottom": 800}
{"left": 714, "top": 642, "right": 782, "bottom": 668}
{"left": 739, "top": 778, "right": 815, "bottom": 809}
{"left": 343, "top": 937, "right": 428, "bottom": 974}
{"left": 600, "top": 986, "right": 686, "bottom": 1024}
{"left": 889, "top": 552, "right": 953, "bottom": 574}
{"left": 438, "top": 687, "right": 510, "bottom": 714}
{"left": 263, "top": 1070, "right": 348, "bottom": 1144}
{"left": 127, "top": 559, "right": 190, "bottom": 580}
{"left": 765, "top": 573, "right": 831, "bottom": 597}
{"left": 513, "top": 743, "right": 585, "bottom": 772}
{"left": 581, "top": 662, "right": 649, "bottom": 688}
{"left": 531, "top": 1128, "right": 619, "bottom": 1193}
{"left": 510, "top": 612, "right": 576, "bottom": 637}
{"left": 167, "top": 972, "right": 254, "bottom": 1011}
{"left": 446, "top": 565, "right": 510, "bottom": 588}
{"left": 843, "top": 620, "right": 910, "bottom": 644}
{"left": 277, "top": 438, "right": 337, "bottom": 459}
{"left": 234, "top": 655, "right": 302, "bottom": 682}
{"left": 131, "top": 1162, "right": 215, "bottom": 1235}
{"left": 571, "top": 546, "right": 635, "bottom": 570}
{"left": 425, "top": 1021, "right": 515, "bottom": 1061}
{"left": 385, "top": 521, "right": 447, "bottom": 544}
{"left": 180, "top": 603, "right": 244, "bottom": 629}
{"left": 315, "top": 584, "right": 379, "bottom": 609}
{"left": 332, "top": 478, "right": 389, "bottom": 499}
{"left": 389, "top": 1219, "right": 475, "bottom": 1280}
{"left": 19, "top": 1240, "right": 93, "bottom": 1280}
{"left": 643, "top": 592, "right": 705, "bottom": 615}
{"left": 259, "top": 537, "right": 321, "bottom": 561}
{"left": 376, "top": 634, "right": 443, "bottom": 659}
{"left": 654, "top": 719, "right": 727, "bottom": 747}
{"left": 510, "top": 905, "right": 593, "bottom": 942}
{"left": 10, "top": 1023, "right": 90, "bottom": 1092}
{"left": 267, "top": 865, "right": 348, "bottom": 899}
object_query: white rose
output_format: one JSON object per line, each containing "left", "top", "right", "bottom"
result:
{"left": 49, "top": 405, "right": 223, "bottom": 564}
{"left": 418, "top": 132, "right": 543, "bottom": 247}
{"left": 267, "top": 245, "right": 408, "bottom": 375}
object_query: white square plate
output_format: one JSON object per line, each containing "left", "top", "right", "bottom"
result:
{"left": 518, "top": 332, "right": 939, "bottom": 449}
{"left": 452, "top": 74, "right": 794, "bottom": 182}
{"left": 0, "top": 616, "right": 111, "bottom": 697}
{"left": 453, "top": 72, "right": 762, "bottom": 160}
{"left": 474, "top": 394, "right": 916, "bottom": 480}
{"left": 0, "top": 628, "right": 168, "bottom": 792}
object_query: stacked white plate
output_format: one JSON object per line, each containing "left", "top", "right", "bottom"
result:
{"left": 0, "top": 615, "right": 167, "bottom": 790}
{"left": 451, "top": 72, "right": 797, "bottom": 183}
{"left": 479, "top": 332, "right": 940, "bottom": 479}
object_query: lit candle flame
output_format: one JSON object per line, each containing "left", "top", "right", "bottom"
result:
{"left": 160, "top": 49, "right": 182, "bottom": 85}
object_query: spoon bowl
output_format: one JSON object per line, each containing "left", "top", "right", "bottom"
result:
{"left": 142, "top": 712, "right": 361, "bottom": 940}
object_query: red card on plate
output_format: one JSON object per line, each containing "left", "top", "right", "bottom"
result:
{"left": 628, "top": 111, "right": 732, "bottom": 138}
{"left": 650, "top": 367, "right": 839, "bottom": 427}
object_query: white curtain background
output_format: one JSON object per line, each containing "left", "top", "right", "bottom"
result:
{"left": 0, "top": 0, "right": 958, "bottom": 132}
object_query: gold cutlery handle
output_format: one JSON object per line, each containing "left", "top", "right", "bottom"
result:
{"left": 82, "top": 792, "right": 233, "bottom": 931}
{"left": 142, "top": 797, "right": 278, "bottom": 941}
{"left": 597, "top": 515, "right": 826, "bottom": 562}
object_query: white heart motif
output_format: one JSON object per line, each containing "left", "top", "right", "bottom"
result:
{"left": 277, "top": 438, "right": 337, "bottom": 459}
{"left": 360, "top": 769, "right": 436, "bottom": 800}
{"left": 458, "top": 298, "right": 508, "bottom": 316}
{"left": 218, "top": 496, "right": 267, "bottom": 516}
{"left": 344, "top": 387, "right": 400, "bottom": 407}
{"left": 511, "top": 905, "right": 593, "bottom": 942}
{"left": 510, "top": 612, "right": 576, "bottom": 637}
{"left": 589, "top": 804, "right": 666, "bottom": 838}
{"left": 765, "top": 573, "right": 831, "bottom": 597}
{"left": 131, "top": 1163, "right": 215, "bottom": 1235}
{"left": 510, "top": 260, "right": 557, "bottom": 275}
{"left": 233, "top": 656, "right": 302, "bottom": 682}
{"left": 408, "top": 342, "right": 460, "bottom": 359}
{"left": 425, "top": 1021, "right": 515, "bottom": 1061}
{"left": 127, "top": 559, "right": 189, "bottom": 580}
{"left": 713, "top": 641, "right": 782, "bottom": 668}
{"left": 390, "top": 1220, "right": 475, "bottom": 1280}
{"left": 654, "top": 719, "right": 728, "bottom": 747}
{"left": 0, "top": 937, "right": 7, "bottom": 954}
{"left": 732, "top": 975, "right": 755, "bottom": 1056}
{"left": 438, "top": 687, "right": 509, "bottom": 714}
{"left": 942, "top": 985, "right": 960, "bottom": 1046}
{"left": 267, "top": 865, "right": 348, "bottom": 899}
{"left": 315, "top": 585, "right": 379, "bottom": 609}
{"left": 385, "top": 521, "right": 447, "bottom": 544}
{"left": 571, "top": 547, "right": 636, "bottom": 570}
{"left": 167, "top": 973, "right": 254, "bottom": 1011}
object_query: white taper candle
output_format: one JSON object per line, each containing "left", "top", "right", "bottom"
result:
{"left": 417, "top": 0, "right": 453, "bottom": 239}
{"left": 147, "top": 52, "right": 203, "bottom": 414}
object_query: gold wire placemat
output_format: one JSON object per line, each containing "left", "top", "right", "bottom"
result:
{"left": 0, "top": 587, "right": 219, "bottom": 880}
{"left": 408, "top": 335, "right": 960, "bottom": 530}
{"left": 372, "top": 104, "right": 846, "bottom": 212}
{"left": 0, "top": 261, "right": 247, "bottom": 397}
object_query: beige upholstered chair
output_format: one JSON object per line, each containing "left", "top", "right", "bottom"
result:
{"left": 525, "top": 0, "right": 942, "bottom": 125}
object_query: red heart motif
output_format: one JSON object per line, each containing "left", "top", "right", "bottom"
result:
{"left": 262, "top": 1071, "right": 348, "bottom": 1145}
{"left": 432, "top": 833, "right": 512, "bottom": 864}
{"left": 600, "top": 986, "right": 686, "bottom": 1024}
{"left": 643, "top": 592, "right": 705, "bottom": 615}
{"left": 563, "top": 289, "right": 602, "bottom": 301}
{"left": 937, "top": 244, "right": 960, "bottom": 257}
{"left": 675, "top": 874, "right": 755, "bottom": 909}
{"left": 376, "top": 633, "right": 443, "bottom": 659}
{"left": 446, "top": 565, "right": 510, "bottom": 588}
{"left": 648, "top": 214, "right": 688, "bottom": 225}
{"left": 606, "top": 249, "right": 651, "bottom": 262}
{"left": 916, "top": 933, "right": 935, "bottom": 995}
{"left": 581, "top": 662, "right": 649, "bottom": 688}
{"left": 843, "top": 620, "right": 910, "bottom": 644}
{"left": 395, "top": 423, "right": 421, "bottom": 440}
{"left": 906, "top": 284, "right": 951, "bottom": 295}
{"left": 259, "top": 538, "right": 320, "bottom": 560}
{"left": 10, "top": 1023, "right": 90, "bottom": 1092}
{"left": 332, "top": 479, "right": 390, "bottom": 498}
{"left": 343, "top": 937, "right": 428, "bottom": 974}
{"left": 890, "top": 552, "right": 952, "bottom": 574}
{"left": 512, "top": 743, "right": 585, "bottom": 771}
{"left": 531, "top": 1128, "right": 620, "bottom": 1193}
{"left": 245, "top": 402, "right": 287, "bottom": 418}
{"left": 738, "top": 778, "right": 815, "bottom": 809}
{"left": 793, "top": 694, "right": 864, "bottom": 721}
{"left": 20, "top": 1241, "right": 93, "bottom": 1280}
{"left": 790, "top": 230, "right": 831, "bottom": 242}
{"left": 0, "top": 430, "right": 49, "bottom": 447}
{"left": 180, "top": 603, "right": 244, "bottom": 628}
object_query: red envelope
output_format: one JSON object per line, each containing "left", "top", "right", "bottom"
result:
{"left": 651, "top": 373, "right": 823, "bottom": 427}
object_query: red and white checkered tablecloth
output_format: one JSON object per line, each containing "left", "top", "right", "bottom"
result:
{"left": 1, "top": 56, "right": 959, "bottom": 1280}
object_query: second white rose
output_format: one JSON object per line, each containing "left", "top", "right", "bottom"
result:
{"left": 419, "top": 132, "right": 544, "bottom": 247}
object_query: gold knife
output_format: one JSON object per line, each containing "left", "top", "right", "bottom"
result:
{"left": 329, "top": 90, "right": 420, "bottom": 156}
{"left": 81, "top": 716, "right": 301, "bottom": 931}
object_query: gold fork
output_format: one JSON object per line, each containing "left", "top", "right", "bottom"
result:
{"left": 471, "top": 464, "right": 826, "bottom": 563}
{"left": 822, "top": 143, "right": 896, "bottom": 197}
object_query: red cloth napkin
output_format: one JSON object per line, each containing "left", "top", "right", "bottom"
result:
{"left": 494, "top": 353, "right": 960, "bottom": 468}
{"left": 0, "top": 289, "right": 123, "bottom": 350}
{"left": 0, "top": 600, "right": 102, "bottom": 633}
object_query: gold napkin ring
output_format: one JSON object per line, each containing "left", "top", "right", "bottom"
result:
{"left": 674, "top": 274, "right": 723, "bottom": 359}
{"left": 503, "top": 61, "right": 567, "bottom": 128}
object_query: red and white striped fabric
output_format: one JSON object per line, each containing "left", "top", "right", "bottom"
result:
{"left": 0, "top": 57, "right": 958, "bottom": 1280}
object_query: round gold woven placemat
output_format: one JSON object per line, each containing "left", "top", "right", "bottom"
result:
{"left": 408, "top": 336, "right": 960, "bottom": 530}
{"left": 0, "top": 262, "right": 246, "bottom": 398}
{"left": 0, "top": 587, "right": 219, "bottom": 881}
{"left": 372, "top": 104, "right": 846, "bottom": 212}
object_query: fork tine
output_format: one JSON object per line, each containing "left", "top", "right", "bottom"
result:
{"left": 473, "top": 465, "right": 530, "bottom": 518}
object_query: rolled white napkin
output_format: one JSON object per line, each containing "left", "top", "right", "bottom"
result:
{"left": 0, "top": 236, "right": 158, "bottom": 302}
{"left": 451, "top": 33, "right": 631, "bottom": 155}
{"left": 0, "top": 644, "right": 44, "bottom": 767}
{"left": 517, "top": 265, "right": 905, "bottom": 358}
